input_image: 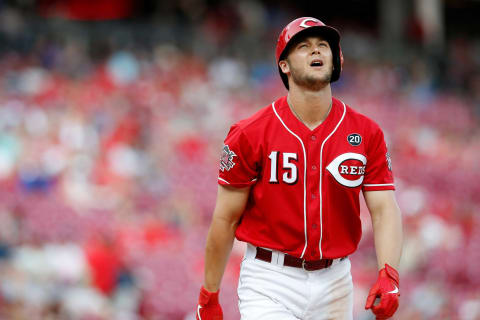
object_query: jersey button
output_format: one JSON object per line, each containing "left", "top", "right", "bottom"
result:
{"left": 312, "top": 224, "right": 317, "bottom": 229}
{"left": 311, "top": 194, "right": 316, "bottom": 199}
{"left": 312, "top": 165, "right": 317, "bottom": 170}
{"left": 311, "top": 135, "right": 317, "bottom": 141}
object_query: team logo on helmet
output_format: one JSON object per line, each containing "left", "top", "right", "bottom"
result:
{"left": 220, "top": 145, "right": 236, "bottom": 172}
{"left": 299, "top": 18, "right": 321, "bottom": 28}
{"left": 326, "top": 153, "right": 367, "bottom": 188}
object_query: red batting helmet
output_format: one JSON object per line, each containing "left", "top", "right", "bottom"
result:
{"left": 276, "top": 17, "right": 343, "bottom": 89}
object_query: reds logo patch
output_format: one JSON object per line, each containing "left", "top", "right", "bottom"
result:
{"left": 326, "top": 153, "right": 367, "bottom": 188}
{"left": 220, "top": 145, "right": 236, "bottom": 172}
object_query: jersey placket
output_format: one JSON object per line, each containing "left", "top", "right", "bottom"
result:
{"left": 317, "top": 102, "right": 346, "bottom": 259}
{"left": 305, "top": 132, "right": 321, "bottom": 260}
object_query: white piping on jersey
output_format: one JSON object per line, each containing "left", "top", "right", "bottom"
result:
{"left": 218, "top": 177, "right": 257, "bottom": 184}
{"left": 363, "top": 183, "right": 395, "bottom": 187}
{"left": 218, "top": 177, "right": 230, "bottom": 184}
{"left": 271, "top": 102, "right": 309, "bottom": 259}
{"left": 318, "top": 101, "right": 346, "bottom": 259}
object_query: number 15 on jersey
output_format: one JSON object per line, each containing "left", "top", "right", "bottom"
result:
{"left": 268, "top": 151, "right": 298, "bottom": 185}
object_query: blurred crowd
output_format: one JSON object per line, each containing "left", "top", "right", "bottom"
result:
{"left": 0, "top": 1, "right": 480, "bottom": 320}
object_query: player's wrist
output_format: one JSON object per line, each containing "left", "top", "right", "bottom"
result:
{"left": 203, "top": 283, "right": 220, "bottom": 294}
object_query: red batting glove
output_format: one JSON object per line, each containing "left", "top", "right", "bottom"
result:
{"left": 196, "top": 286, "right": 223, "bottom": 320}
{"left": 365, "top": 264, "right": 400, "bottom": 319}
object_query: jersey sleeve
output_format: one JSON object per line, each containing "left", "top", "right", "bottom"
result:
{"left": 362, "top": 124, "right": 395, "bottom": 192}
{"left": 218, "top": 124, "right": 259, "bottom": 188}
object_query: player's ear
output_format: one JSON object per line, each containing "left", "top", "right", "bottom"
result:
{"left": 279, "top": 59, "right": 290, "bottom": 74}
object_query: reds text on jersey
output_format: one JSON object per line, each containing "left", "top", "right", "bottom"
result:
{"left": 218, "top": 96, "right": 394, "bottom": 260}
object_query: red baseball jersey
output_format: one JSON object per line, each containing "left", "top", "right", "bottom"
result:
{"left": 218, "top": 96, "right": 394, "bottom": 260}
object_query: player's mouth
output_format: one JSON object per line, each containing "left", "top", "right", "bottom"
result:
{"left": 310, "top": 59, "right": 324, "bottom": 68}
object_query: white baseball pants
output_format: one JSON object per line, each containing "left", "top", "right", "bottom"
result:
{"left": 237, "top": 244, "right": 353, "bottom": 320}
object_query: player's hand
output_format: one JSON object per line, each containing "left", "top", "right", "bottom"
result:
{"left": 365, "top": 264, "right": 400, "bottom": 319}
{"left": 196, "top": 286, "right": 223, "bottom": 320}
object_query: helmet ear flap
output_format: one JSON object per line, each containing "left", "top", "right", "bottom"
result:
{"left": 330, "top": 41, "right": 343, "bottom": 82}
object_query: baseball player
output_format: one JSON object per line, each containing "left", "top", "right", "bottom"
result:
{"left": 196, "top": 17, "right": 403, "bottom": 320}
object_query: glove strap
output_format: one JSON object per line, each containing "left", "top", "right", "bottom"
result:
{"left": 380, "top": 263, "right": 399, "bottom": 286}
{"left": 199, "top": 286, "right": 219, "bottom": 306}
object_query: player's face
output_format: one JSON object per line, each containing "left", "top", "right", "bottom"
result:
{"left": 281, "top": 35, "right": 334, "bottom": 90}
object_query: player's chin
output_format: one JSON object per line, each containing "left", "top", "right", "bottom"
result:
{"left": 307, "top": 73, "right": 331, "bottom": 85}
{"left": 307, "top": 68, "right": 330, "bottom": 78}
{"left": 319, "top": 72, "right": 332, "bottom": 84}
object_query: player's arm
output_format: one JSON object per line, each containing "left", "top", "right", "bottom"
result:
{"left": 204, "top": 184, "right": 250, "bottom": 291}
{"left": 196, "top": 184, "right": 250, "bottom": 320}
{"left": 364, "top": 190, "right": 403, "bottom": 269}
{"left": 364, "top": 189, "right": 403, "bottom": 318}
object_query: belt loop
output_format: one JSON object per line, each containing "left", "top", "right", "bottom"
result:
{"left": 246, "top": 243, "right": 256, "bottom": 260}
{"left": 271, "top": 251, "right": 279, "bottom": 265}
{"left": 277, "top": 251, "right": 285, "bottom": 267}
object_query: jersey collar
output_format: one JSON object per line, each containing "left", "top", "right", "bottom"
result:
{"left": 274, "top": 95, "right": 343, "bottom": 139}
